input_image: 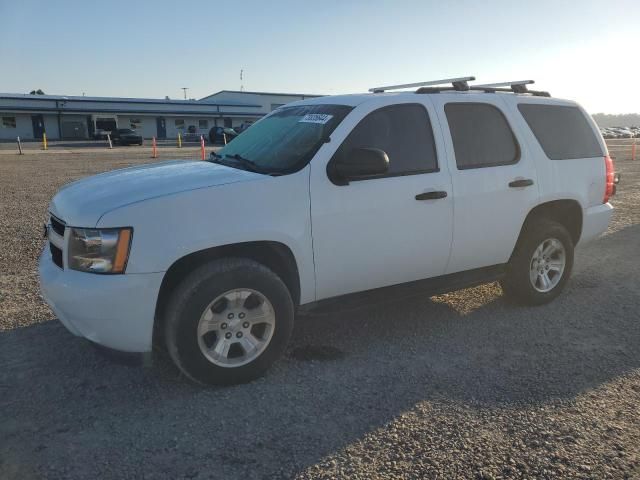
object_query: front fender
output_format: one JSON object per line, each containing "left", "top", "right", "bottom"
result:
{"left": 97, "top": 167, "right": 316, "bottom": 303}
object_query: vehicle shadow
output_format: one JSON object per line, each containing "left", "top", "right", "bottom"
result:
{"left": 1, "top": 224, "right": 639, "bottom": 479}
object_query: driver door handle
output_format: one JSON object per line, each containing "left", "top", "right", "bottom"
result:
{"left": 509, "top": 179, "right": 534, "bottom": 188}
{"left": 415, "top": 191, "right": 448, "bottom": 200}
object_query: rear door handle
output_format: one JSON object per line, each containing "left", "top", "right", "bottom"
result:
{"left": 415, "top": 191, "right": 448, "bottom": 200}
{"left": 508, "top": 179, "right": 534, "bottom": 188}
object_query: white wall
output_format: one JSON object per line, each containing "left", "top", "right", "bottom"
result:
{"left": 0, "top": 112, "right": 254, "bottom": 140}
{"left": 139, "top": 117, "right": 157, "bottom": 139}
{"left": 166, "top": 116, "right": 216, "bottom": 138}
{"left": 0, "top": 113, "right": 62, "bottom": 140}
{"left": 0, "top": 114, "right": 32, "bottom": 140}
{"left": 114, "top": 115, "right": 255, "bottom": 139}
{"left": 44, "top": 115, "right": 60, "bottom": 139}
{"left": 117, "top": 116, "right": 156, "bottom": 139}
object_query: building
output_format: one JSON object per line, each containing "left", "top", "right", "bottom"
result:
{"left": 0, "top": 90, "right": 321, "bottom": 141}
{"left": 199, "top": 90, "right": 321, "bottom": 115}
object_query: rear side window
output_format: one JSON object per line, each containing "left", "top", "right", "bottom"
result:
{"left": 445, "top": 103, "right": 519, "bottom": 169}
{"left": 334, "top": 103, "right": 438, "bottom": 175}
{"left": 518, "top": 104, "right": 603, "bottom": 160}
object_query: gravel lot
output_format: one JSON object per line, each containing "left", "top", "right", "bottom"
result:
{"left": 1, "top": 146, "right": 639, "bottom": 479}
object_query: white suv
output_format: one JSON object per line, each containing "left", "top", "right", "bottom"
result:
{"left": 39, "top": 78, "right": 617, "bottom": 385}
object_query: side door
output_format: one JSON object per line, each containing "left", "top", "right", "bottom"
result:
{"left": 431, "top": 95, "right": 540, "bottom": 274}
{"left": 31, "top": 114, "right": 45, "bottom": 139}
{"left": 156, "top": 117, "right": 167, "bottom": 139}
{"left": 310, "top": 99, "right": 454, "bottom": 300}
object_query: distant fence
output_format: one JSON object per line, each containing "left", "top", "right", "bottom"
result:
{"left": 606, "top": 139, "right": 637, "bottom": 161}
{"left": 4, "top": 134, "right": 636, "bottom": 162}
{"left": 0, "top": 135, "right": 223, "bottom": 156}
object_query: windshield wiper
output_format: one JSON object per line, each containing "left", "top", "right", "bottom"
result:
{"left": 208, "top": 152, "right": 273, "bottom": 175}
{"left": 223, "top": 154, "right": 266, "bottom": 173}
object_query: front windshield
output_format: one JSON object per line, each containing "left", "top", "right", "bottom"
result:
{"left": 215, "top": 104, "right": 352, "bottom": 174}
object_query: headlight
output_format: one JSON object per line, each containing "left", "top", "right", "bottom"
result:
{"left": 68, "top": 227, "right": 132, "bottom": 274}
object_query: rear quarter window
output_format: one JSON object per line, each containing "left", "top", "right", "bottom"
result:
{"left": 518, "top": 104, "right": 603, "bottom": 160}
{"left": 445, "top": 103, "right": 520, "bottom": 170}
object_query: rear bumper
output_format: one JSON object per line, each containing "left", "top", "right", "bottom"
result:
{"left": 579, "top": 203, "right": 614, "bottom": 245}
{"left": 38, "top": 247, "right": 164, "bottom": 352}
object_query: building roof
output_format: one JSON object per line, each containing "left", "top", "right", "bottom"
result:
{"left": 199, "top": 90, "right": 323, "bottom": 101}
{"left": 0, "top": 92, "right": 261, "bottom": 108}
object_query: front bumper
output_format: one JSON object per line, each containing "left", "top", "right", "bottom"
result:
{"left": 38, "top": 246, "right": 164, "bottom": 352}
{"left": 579, "top": 202, "right": 614, "bottom": 245}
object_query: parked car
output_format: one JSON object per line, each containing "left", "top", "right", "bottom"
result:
{"left": 40, "top": 79, "right": 617, "bottom": 385}
{"left": 618, "top": 129, "right": 634, "bottom": 138}
{"left": 182, "top": 126, "right": 208, "bottom": 143}
{"left": 235, "top": 122, "right": 254, "bottom": 133}
{"left": 209, "top": 126, "right": 239, "bottom": 144}
{"left": 111, "top": 128, "right": 143, "bottom": 146}
{"left": 93, "top": 129, "right": 112, "bottom": 140}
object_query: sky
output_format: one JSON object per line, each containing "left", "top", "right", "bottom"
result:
{"left": 1, "top": 0, "right": 638, "bottom": 113}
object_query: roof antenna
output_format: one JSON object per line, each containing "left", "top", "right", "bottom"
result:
{"left": 240, "top": 69, "right": 244, "bottom": 92}
{"left": 181, "top": 87, "right": 189, "bottom": 100}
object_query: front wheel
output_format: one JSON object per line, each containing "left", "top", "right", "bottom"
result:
{"left": 500, "top": 219, "right": 574, "bottom": 305}
{"left": 164, "top": 258, "right": 294, "bottom": 385}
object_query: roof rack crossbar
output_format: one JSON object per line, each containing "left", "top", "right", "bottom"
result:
{"left": 473, "top": 80, "right": 535, "bottom": 94}
{"left": 415, "top": 85, "right": 551, "bottom": 97}
{"left": 476, "top": 86, "right": 550, "bottom": 97}
{"left": 368, "top": 76, "right": 475, "bottom": 93}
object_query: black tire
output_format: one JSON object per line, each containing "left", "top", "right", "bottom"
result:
{"left": 164, "top": 258, "right": 294, "bottom": 385}
{"left": 500, "top": 219, "right": 574, "bottom": 306}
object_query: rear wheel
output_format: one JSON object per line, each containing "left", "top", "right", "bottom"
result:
{"left": 501, "top": 219, "right": 574, "bottom": 305}
{"left": 164, "top": 258, "right": 294, "bottom": 385}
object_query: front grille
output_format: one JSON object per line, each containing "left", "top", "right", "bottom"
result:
{"left": 50, "top": 243, "right": 63, "bottom": 268}
{"left": 50, "top": 215, "right": 65, "bottom": 236}
{"left": 49, "top": 214, "right": 66, "bottom": 269}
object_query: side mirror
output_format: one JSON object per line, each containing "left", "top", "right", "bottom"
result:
{"left": 330, "top": 147, "right": 389, "bottom": 185}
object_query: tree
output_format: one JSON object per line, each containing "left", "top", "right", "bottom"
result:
{"left": 29, "top": 89, "right": 45, "bottom": 95}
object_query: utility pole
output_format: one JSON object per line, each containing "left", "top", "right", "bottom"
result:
{"left": 181, "top": 87, "right": 189, "bottom": 100}
{"left": 240, "top": 69, "right": 244, "bottom": 92}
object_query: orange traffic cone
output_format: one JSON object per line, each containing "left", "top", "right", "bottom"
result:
{"left": 151, "top": 137, "right": 158, "bottom": 158}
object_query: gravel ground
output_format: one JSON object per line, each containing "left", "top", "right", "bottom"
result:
{"left": 1, "top": 147, "right": 639, "bottom": 479}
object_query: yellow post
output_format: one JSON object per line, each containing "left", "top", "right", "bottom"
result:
{"left": 177, "top": 133, "right": 182, "bottom": 148}
{"left": 42, "top": 132, "right": 48, "bottom": 150}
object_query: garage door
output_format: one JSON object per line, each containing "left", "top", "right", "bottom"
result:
{"left": 61, "top": 121, "right": 87, "bottom": 139}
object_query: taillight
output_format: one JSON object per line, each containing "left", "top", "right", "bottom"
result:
{"left": 603, "top": 155, "right": 615, "bottom": 203}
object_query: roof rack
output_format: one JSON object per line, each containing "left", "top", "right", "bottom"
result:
{"left": 473, "top": 80, "right": 534, "bottom": 94}
{"left": 416, "top": 78, "right": 551, "bottom": 97}
{"left": 369, "top": 76, "right": 475, "bottom": 93}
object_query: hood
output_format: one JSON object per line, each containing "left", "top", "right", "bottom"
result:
{"left": 49, "top": 160, "right": 262, "bottom": 226}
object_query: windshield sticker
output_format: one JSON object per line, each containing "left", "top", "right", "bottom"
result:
{"left": 299, "top": 114, "right": 333, "bottom": 124}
